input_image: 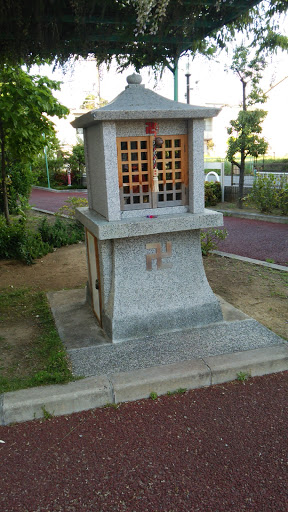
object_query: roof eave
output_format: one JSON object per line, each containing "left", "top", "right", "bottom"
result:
{"left": 71, "top": 106, "right": 221, "bottom": 128}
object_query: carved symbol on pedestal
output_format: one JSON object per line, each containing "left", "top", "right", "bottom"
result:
{"left": 146, "top": 242, "right": 172, "bottom": 271}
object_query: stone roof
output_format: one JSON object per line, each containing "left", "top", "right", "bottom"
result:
{"left": 72, "top": 73, "right": 220, "bottom": 128}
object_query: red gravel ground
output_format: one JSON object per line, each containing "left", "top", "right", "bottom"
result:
{"left": 216, "top": 217, "right": 288, "bottom": 266}
{"left": 1, "top": 372, "right": 287, "bottom": 512}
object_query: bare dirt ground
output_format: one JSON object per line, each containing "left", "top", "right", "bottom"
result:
{"left": 0, "top": 243, "right": 287, "bottom": 340}
{"left": 0, "top": 243, "right": 87, "bottom": 292}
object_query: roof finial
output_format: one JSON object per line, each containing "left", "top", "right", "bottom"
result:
{"left": 126, "top": 73, "right": 142, "bottom": 85}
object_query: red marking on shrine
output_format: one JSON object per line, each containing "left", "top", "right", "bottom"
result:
{"left": 145, "top": 122, "right": 159, "bottom": 135}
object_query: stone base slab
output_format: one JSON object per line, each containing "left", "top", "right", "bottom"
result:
{"left": 1, "top": 289, "right": 286, "bottom": 426}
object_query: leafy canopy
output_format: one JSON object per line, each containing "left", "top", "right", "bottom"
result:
{"left": 227, "top": 109, "right": 268, "bottom": 162}
{"left": 0, "top": 0, "right": 279, "bottom": 71}
{"left": 226, "top": 44, "right": 270, "bottom": 206}
{"left": 0, "top": 65, "right": 69, "bottom": 223}
{"left": 0, "top": 66, "right": 69, "bottom": 161}
{"left": 226, "top": 44, "right": 269, "bottom": 161}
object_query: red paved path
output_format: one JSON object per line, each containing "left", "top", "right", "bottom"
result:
{"left": 29, "top": 188, "right": 288, "bottom": 266}
{"left": 29, "top": 187, "right": 88, "bottom": 213}
{"left": 218, "top": 217, "right": 288, "bottom": 266}
{"left": 1, "top": 372, "right": 287, "bottom": 512}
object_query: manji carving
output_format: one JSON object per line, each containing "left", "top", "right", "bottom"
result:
{"left": 146, "top": 242, "right": 172, "bottom": 271}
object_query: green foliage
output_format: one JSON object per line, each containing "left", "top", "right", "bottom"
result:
{"left": 32, "top": 148, "right": 65, "bottom": 187}
{"left": 277, "top": 177, "right": 288, "bottom": 216}
{"left": 226, "top": 45, "right": 270, "bottom": 207}
{"left": 204, "top": 181, "right": 222, "bottom": 206}
{"left": 0, "top": 215, "right": 51, "bottom": 264}
{"left": 237, "top": 371, "right": 251, "bottom": 382}
{"left": 32, "top": 143, "right": 86, "bottom": 189}
{"left": 200, "top": 228, "right": 228, "bottom": 256}
{"left": 41, "top": 406, "right": 54, "bottom": 420}
{"left": 229, "top": 45, "right": 268, "bottom": 107}
{"left": 38, "top": 217, "right": 84, "bottom": 248}
{"left": 65, "top": 143, "right": 86, "bottom": 187}
{"left": 0, "top": 213, "right": 84, "bottom": 264}
{"left": 149, "top": 391, "right": 158, "bottom": 400}
{"left": 246, "top": 174, "right": 278, "bottom": 213}
{"left": 227, "top": 109, "right": 268, "bottom": 163}
{"left": 0, "top": 162, "right": 34, "bottom": 214}
{"left": 167, "top": 388, "right": 187, "bottom": 396}
{"left": 57, "top": 196, "right": 89, "bottom": 219}
{"left": 80, "top": 93, "right": 97, "bottom": 110}
{"left": 246, "top": 173, "right": 288, "bottom": 214}
{"left": 0, "top": 66, "right": 69, "bottom": 161}
{"left": 104, "top": 403, "right": 119, "bottom": 409}
{"left": 0, "top": 65, "right": 69, "bottom": 223}
{"left": 0, "top": 0, "right": 271, "bottom": 71}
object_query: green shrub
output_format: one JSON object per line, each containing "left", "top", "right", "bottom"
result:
{"left": 65, "top": 142, "right": 85, "bottom": 187}
{"left": 201, "top": 228, "right": 228, "bottom": 256}
{"left": 38, "top": 217, "right": 84, "bottom": 248}
{"left": 246, "top": 174, "right": 278, "bottom": 212}
{"left": 32, "top": 150, "right": 65, "bottom": 187}
{"left": 0, "top": 216, "right": 51, "bottom": 264}
{"left": 277, "top": 177, "right": 288, "bottom": 215}
{"left": 0, "top": 162, "right": 33, "bottom": 215}
{"left": 246, "top": 173, "right": 288, "bottom": 213}
{"left": 57, "top": 196, "right": 88, "bottom": 219}
{"left": 204, "top": 181, "right": 222, "bottom": 207}
{"left": 0, "top": 213, "right": 84, "bottom": 265}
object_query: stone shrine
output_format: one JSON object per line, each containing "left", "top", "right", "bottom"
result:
{"left": 72, "top": 73, "right": 224, "bottom": 343}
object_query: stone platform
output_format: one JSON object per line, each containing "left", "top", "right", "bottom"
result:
{"left": 48, "top": 288, "right": 287, "bottom": 378}
{"left": 1, "top": 289, "right": 287, "bottom": 426}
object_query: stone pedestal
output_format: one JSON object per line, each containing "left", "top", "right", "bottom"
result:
{"left": 76, "top": 208, "right": 223, "bottom": 342}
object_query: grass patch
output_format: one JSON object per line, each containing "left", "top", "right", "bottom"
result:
{"left": 0, "top": 287, "right": 75, "bottom": 393}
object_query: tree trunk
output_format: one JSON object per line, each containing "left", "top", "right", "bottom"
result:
{"left": 237, "top": 80, "right": 247, "bottom": 209}
{"left": 242, "top": 79, "right": 247, "bottom": 111}
{"left": 0, "top": 123, "right": 10, "bottom": 224}
{"left": 237, "top": 148, "right": 245, "bottom": 209}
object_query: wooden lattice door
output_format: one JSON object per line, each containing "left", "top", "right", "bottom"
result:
{"left": 117, "top": 135, "right": 188, "bottom": 210}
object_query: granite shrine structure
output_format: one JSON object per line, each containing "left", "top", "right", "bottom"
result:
{"left": 72, "top": 73, "right": 224, "bottom": 343}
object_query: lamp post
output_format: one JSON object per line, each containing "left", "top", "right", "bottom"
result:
{"left": 42, "top": 134, "right": 50, "bottom": 189}
{"left": 44, "top": 145, "right": 50, "bottom": 189}
{"left": 185, "top": 59, "right": 191, "bottom": 104}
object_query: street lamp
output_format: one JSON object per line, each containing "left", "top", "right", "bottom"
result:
{"left": 42, "top": 133, "right": 50, "bottom": 189}
{"left": 185, "top": 58, "right": 191, "bottom": 104}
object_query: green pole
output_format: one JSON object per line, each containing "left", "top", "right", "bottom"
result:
{"left": 174, "top": 59, "right": 179, "bottom": 102}
{"left": 44, "top": 146, "right": 50, "bottom": 188}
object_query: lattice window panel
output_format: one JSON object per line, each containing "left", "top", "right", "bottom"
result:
{"left": 117, "top": 137, "right": 152, "bottom": 210}
{"left": 156, "top": 135, "right": 188, "bottom": 208}
{"left": 117, "top": 135, "right": 187, "bottom": 210}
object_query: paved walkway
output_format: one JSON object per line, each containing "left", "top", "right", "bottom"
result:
{"left": 1, "top": 371, "right": 287, "bottom": 511}
{"left": 218, "top": 216, "right": 288, "bottom": 266}
{"left": 29, "top": 187, "right": 87, "bottom": 213}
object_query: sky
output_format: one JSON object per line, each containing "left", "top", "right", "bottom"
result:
{"left": 30, "top": 22, "right": 288, "bottom": 158}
